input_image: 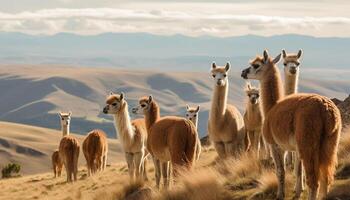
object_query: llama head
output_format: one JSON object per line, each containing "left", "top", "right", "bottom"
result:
{"left": 58, "top": 111, "right": 71, "bottom": 126}
{"left": 185, "top": 105, "right": 200, "bottom": 123}
{"left": 245, "top": 82, "right": 260, "bottom": 105}
{"left": 282, "top": 49, "right": 302, "bottom": 76}
{"left": 241, "top": 50, "right": 281, "bottom": 80}
{"left": 132, "top": 95, "right": 153, "bottom": 115}
{"left": 103, "top": 92, "right": 126, "bottom": 114}
{"left": 211, "top": 62, "right": 230, "bottom": 87}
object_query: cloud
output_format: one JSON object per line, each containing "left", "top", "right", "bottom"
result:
{"left": 0, "top": 8, "right": 349, "bottom": 37}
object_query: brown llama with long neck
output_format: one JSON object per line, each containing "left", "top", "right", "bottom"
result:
{"left": 186, "top": 105, "right": 202, "bottom": 160}
{"left": 208, "top": 62, "right": 245, "bottom": 158}
{"left": 132, "top": 96, "right": 197, "bottom": 189}
{"left": 52, "top": 150, "right": 63, "bottom": 178}
{"left": 58, "top": 112, "right": 80, "bottom": 182}
{"left": 241, "top": 50, "right": 341, "bottom": 200}
{"left": 103, "top": 92, "right": 148, "bottom": 181}
{"left": 243, "top": 82, "right": 263, "bottom": 157}
{"left": 283, "top": 49, "right": 303, "bottom": 169}
{"left": 83, "top": 129, "right": 108, "bottom": 176}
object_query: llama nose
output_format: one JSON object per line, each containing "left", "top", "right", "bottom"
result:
{"left": 290, "top": 67, "right": 297, "bottom": 74}
{"left": 103, "top": 106, "right": 108, "bottom": 114}
{"left": 132, "top": 107, "right": 138, "bottom": 114}
{"left": 241, "top": 68, "right": 249, "bottom": 79}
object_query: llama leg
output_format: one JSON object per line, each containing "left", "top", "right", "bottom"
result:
{"left": 161, "top": 162, "right": 170, "bottom": 189}
{"left": 251, "top": 130, "right": 260, "bottom": 157}
{"left": 103, "top": 155, "right": 107, "bottom": 171}
{"left": 285, "top": 151, "right": 293, "bottom": 170}
{"left": 224, "top": 141, "right": 235, "bottom": 157}
{"left": 143, "top": 158, "right": 149, "bottom": 181}
{"left": 53, "top": 165, "right": 57, "bottom": 178}
{"left": 294, "top": 154, "right": 304, "bottom": 198}
{"left": 153, "top": 158, "right": 161, "bottom": 189}
{"left": 125, "top": 152, "right": 135, "bottom": 180}
{"left": 133, "top": 151, "right": 143, "bottom": 180}
{"left": 214, "top": 142, "right": 226, "bottom": 158}
{"left": 261, "top": 136, "right": 271, "bottom": 160}
{"left": 319, "top": 169, "right": 329, "bottom": 200}
{"left": 270, "top": 144, "right": 285, "bottom": 200}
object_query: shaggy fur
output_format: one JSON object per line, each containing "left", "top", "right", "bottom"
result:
{"left": 208, "top": 63, "right": 245, "bottom": 158}
{"left": 51, "top": 150, "right": 63, "bottom": 178}
{"left": 241, "top": 50, "right": 341, "bottom": 200}
{"left": 59, "top": 136, "right": 80, "bottom": 182}
{"left": 103, "top": 93, "right": 148, "bottom": 181}
{"left": 133, "top": 96, "right": 197, "bottom": 189}
{"left": 282, "top": 49, "right": 303, "bottom": 169}
{"left": 83, "top": 129, "right": 108, "bottom": 176}
{"left": 186, "top": 105, "right": 202, "bottom": 161}
{"left": 243, "top": 83, "right": 263, "bottom": 157}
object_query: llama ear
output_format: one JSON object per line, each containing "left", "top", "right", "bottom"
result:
{"left": 148, "top": 95, "right": 153, "bottom": 103}
{"left": 196, "top": 105, "right": 200, "bottom": 112}
{"left": 120, "top": 92, "right": 125, "bottom": 100}
{"left": 263, "top": 50, "right": 269, "bottom": 64}
{"left": 297, "top": 49, "right": 303, "bottom": 59}
{"left": 186, "top": 105, "right": 190, "bottom": 110}
{"left": 272, "top": 53, "right": 282, "bottom": 64}
{"left": 109, "top": 91, "right": 114, "bottom": 96}
{"left": 58, "top": 112, "right": 62, "bottom": 117}
{"left": 212, "top": 62, "right": 217, "bottom": 69}
{"left": 225, "top": 62, "right": 230, "bottom": 72}
{"left": 246, "top": 82, "right": 252, "bottom": 90}
{"left": 282, "top": 49, "right": 287, "bottom": 58}
{"left": 68, "top": 111, "right": 72, "bottom": 116}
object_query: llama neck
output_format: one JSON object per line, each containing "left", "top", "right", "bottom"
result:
{"left": 61, "top": 124, "right": 69, "bottom": 137}
{"left": 246, "top": 102, "right": 260, "bottom": 117}
{"left": 211, "top": 82, "right": 228, "bottom": 121}
{"left": 190, "top": 117, "right": 198, "bottom": 130}
{"left": 113, "top": 103, "right": 135, "bottom": 146}
{"left": 284, "top": 72, "right": 299, "bottom": 95}
{"left": 260, "top": 66, "right": 284, "bottom": 116}
{"left": 145, "top": 102, "right": 160, "bottom": 132}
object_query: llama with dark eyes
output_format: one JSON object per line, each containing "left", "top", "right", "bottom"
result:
{"left": 186, "top": 105, "right": 202, "bottom": 160}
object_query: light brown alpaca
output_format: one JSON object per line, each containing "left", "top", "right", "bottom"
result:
{"left": 208, "top": 62, "right": 245, "bottom": 158}
{"left": 58, "top": 112, "right": 80, "bottom": 182}
{"left": 103, "top": 92, "right": 148, "bottom": 181}
{"left": 51, "top": 150, "right": 63, "bottom": 178}
{"left": 132, "top": 96, "right": 197, "bottom": 189}
{"left": 241, "top": 50, "right": 341, "bottom": 200}
{"left": 185, "top": 105, "right": 202, "bottom": 160}
{"left": 282, "top": 49, "right": 303, "bottom": 168}
{"left": 243, "top": 83, "right": 263, "bottom": 157}
{"left": 82, "top": 129, "right": 108, "bottom": 176}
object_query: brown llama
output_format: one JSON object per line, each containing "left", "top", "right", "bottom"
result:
{"left": 243, "top": 82, "right": 263, "bottom": 157}
{"left": 241, "top": 50, "right": 341, "bottom": 200}
{"left": 132, "top": 96, "right": 197, "bottom": 189}
{"left": 51, "top": 150, "right": 63, "bottom": 178}
{"left": 185, "top": 105, "right": 202, "bottom": 160}
{"left": 83, "top": 129, "right": 108, "bottom": 176}
{"left": 282, "top": 49, "right": 303, "bottom": 169}
{"left": 208, "top": 62, "right": 245, "bottom": 158}
{"left": 58, "top": 112, "right": 80, "bottom": 182}
{"left": 103, "top": 92, "right": 148, "bottom": 181}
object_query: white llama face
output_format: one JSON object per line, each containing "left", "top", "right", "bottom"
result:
{"left": 247, "top": 91, "right": 260, "bottom": 105}
{"left": 211, "top": 62, "right": 230, "bottom": 87}
{"left": 103, "top": 93, "right": 124, "bottom": 114}
{"left": 185, "top": 105, "right": 200, "bottom": 122}
{"left": 59, "top": 112, "right": 71, "bottom": 126}
{"left": 282, "top": 49, "right": 302, "bottom": 76}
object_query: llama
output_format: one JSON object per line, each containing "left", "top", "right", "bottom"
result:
{"left": 51, "top": 150, "right": 63, "bottom": 178}
{"left": 82, "top": 129, "right": 108, "bottom": 176}
{"left": 132, "top": 96, "right": 197, "bottom": 189}
{"left": 208, "top": 62, "right": 245, "bottom": 158}
{"left": 241, "top": 50, "right": 341, "bottom": 200}
{"left": 58, "top": 112, "right": 80, "bottom": 182}
{"left": 185, "top": 105, "right": 202, "bottom": 160}
{"left": 103, "top": 92, "right": 148, "bottom": 181}
{"left": 243, "top": 83, "right": 263, "bottom": 157}
{"left": 282, "top": 49, "right": 303, "bottom": 168}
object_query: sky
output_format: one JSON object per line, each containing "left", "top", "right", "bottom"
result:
{"left": 1, "top": 0, "right": 350, "bottom": 37}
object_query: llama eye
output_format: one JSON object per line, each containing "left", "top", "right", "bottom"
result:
{"left": 252, "top": 64, "right": 259, "bottom": 69}
{"left": 141, "top": 104, "right": 146, "bottom": 108}
{"left": 186, "top": 114, "right": 189, "bottom": 117}
{"left": 296, "top": 62, "right": 300, "bottom": 66}
{"left": 112, "top": 103, "right": 117, "bottom": 106}
{"left": 223, "top": 74, "right": 227, "bottom": 77}
{"left": 61, "top": 118, "right": 64, "bottom": 120}
{"left": 212, "top": 74, "right": 216, "bottom": 78}
{"left": 283, "top": 63, "right": 287, "bottom": 66}
{"left": 194, "top": 114, "right": 197, "bottom": 117}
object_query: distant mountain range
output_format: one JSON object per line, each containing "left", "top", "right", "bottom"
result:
{"left": 0, "top": 32, "right": 349, "bottom": 73}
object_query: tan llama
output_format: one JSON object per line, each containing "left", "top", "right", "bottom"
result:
{"left": 186, "top": 105, "right": 202, "bottom": 160}
{"left": 58, "top": 112, "right": 80, "bottom": 182}
{"left": 103, "top": 92, "right": 148, "bottom": 181}
{"left": 282, "top": 49, "right": 303, "bottom": 168}
{"left": 51, "top": 150, "right": 63, "bottom": 178}
{"left": 243, "top": 83, "right": 263, "bottom": 157}
{"left": 132, "top": 96, "right": 197, "bottom": 189}
{"left": 82, "top": 129, "right": 108, "bottom": 176}
{"left": 208, "top": 62, "right": 245, "bottom": 158}
{"left": 241, "top": 50, "right": 341, "bottom": 200}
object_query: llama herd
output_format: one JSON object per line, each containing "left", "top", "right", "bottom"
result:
{"left": 51, "top": 49, "right": 341, "bottom": 200}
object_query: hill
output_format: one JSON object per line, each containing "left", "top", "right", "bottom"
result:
{"left": 0, "top": 121, "right": 123, "bottom": 175}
